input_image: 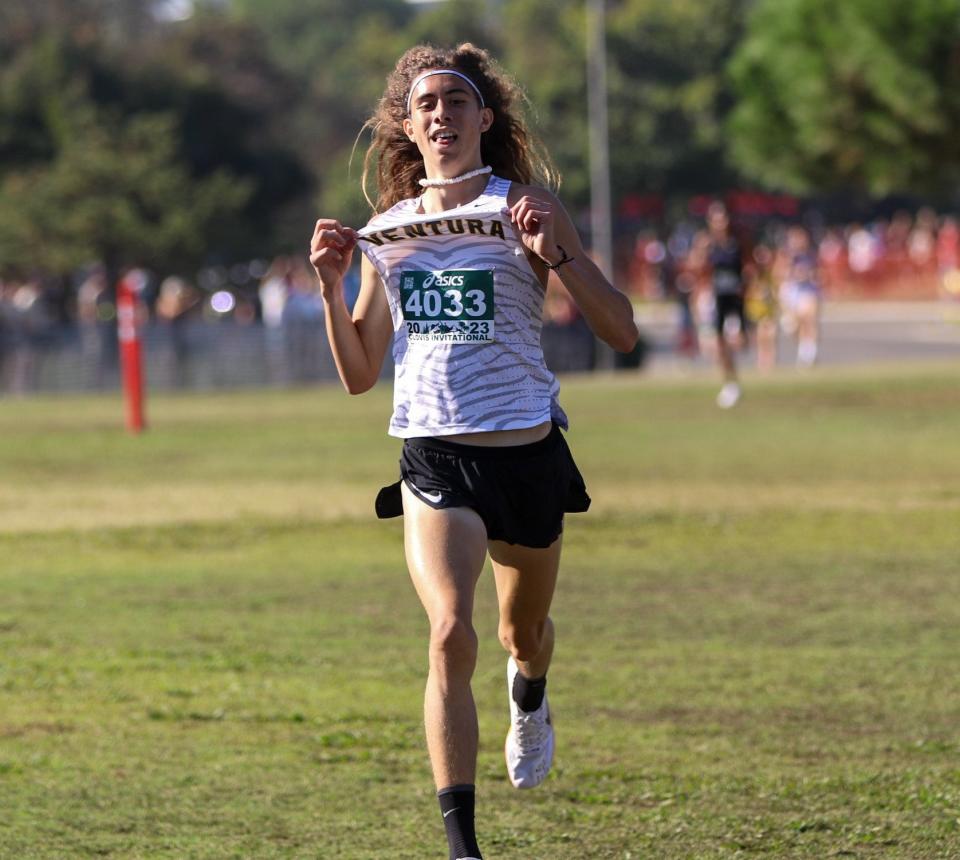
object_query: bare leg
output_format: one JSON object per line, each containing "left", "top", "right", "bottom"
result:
{"left": 717, "top": 332, "right": 738, "bottom": 384}
{"left": 489, "top": 537, "right": 562, "bottom": 680}
{"left": 715, "top": 331, "right": 743, "bottom": 408}
{"left": 402, "top": 482, "right": 489, "bottom": 789}
{"left": 796, "top": 297, "right": 820, "bottom": 366}
{"left": 756, "top": 318, "right": 777, "bottom": 372}
{"left": 490, "top": 537, "right": 563, "bottom": 790}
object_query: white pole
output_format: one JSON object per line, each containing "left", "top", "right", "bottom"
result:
{"left": 586, "top": 0, "right": 613, "bottom": 281}
{"left": 586, "top": 0, "right": 615, "bottom": 367}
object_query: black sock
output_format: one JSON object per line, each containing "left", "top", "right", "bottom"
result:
{"left": 513, "top": 670, "right": 547, "bottom": 712}
{"left": 437, "top": 784, "right": 481, "bottom": 860}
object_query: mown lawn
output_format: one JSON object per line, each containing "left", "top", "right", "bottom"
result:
{"left": 1, "top": 365, "right": 959, "bottom": 858}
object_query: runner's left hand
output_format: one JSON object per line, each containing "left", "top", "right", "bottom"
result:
{"left": 507, "top": 196, "right": 565, "bottom": 267}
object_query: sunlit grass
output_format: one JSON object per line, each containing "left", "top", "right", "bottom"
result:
{"left": 2, "top": 364, "right": 960, "bottom": 858}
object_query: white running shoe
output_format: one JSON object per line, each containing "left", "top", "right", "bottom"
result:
{"left": 504, "top": 656, "right": 555, "bottom": 789}
{"left": 797, "top": 339, "right": 818, "bottom": 367}
{"left": 716, "top": 382, "right": 741, "bottom": 409}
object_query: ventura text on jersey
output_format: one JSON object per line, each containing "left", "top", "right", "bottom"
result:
{"left": 359, "top": 218, "right": 507, "bottom": 246}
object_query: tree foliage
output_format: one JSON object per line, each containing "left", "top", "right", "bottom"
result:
{"left": 728, "top": 0, "right": 960, "bottom": 195}
{"left": 2, "top": 0, "right": 959, "bottom": 280}
{"left": 0, "top": 102, "right": 249, "bottom": 274}
{"left": 230, "top": 0, "right": 747, "bottom": 216}
{"left": 228, "top": 0, "right": 418, "bottom": 223}
{"left": 604, "top": 0, "right": 749, "bottom": 196}
{"left": 0, "top": 5, "right": 306, "bottom": 276}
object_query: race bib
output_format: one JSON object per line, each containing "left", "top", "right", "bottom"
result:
{"left": 399, "top": 270, "right": 494, "bottom": 343}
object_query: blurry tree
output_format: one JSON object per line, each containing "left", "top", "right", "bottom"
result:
{"left": 728, "top": 0, "right": 960, "bottom": 195}
{"left": 400, "top": 0, "right": 499, "bottom": 55}
{"left": 230, "top": 0, "right": 749, "bottom": 220}
{"left": 605, "top": 0, "right": 749, "bottom": 199}
{"left": 229, "top": 0, "right": 416, "bottom": 222}
{"left": 230, "top": 0, "right": 503, "bottom": 221}
{"left": 0, "top": 102, "right": 249, "bottom": 275}
{"left": 0, "top": 0, "right": 158, "bottom": 52}
{"left": 0, "top": 3, "right": 309, "bottom": 276}
{"left": 500, "top": 0, "right": 587, "bottom": 200}
{"left": 137, "top": 13, "right": 313, "bottom": 252}
{"left": 13, "top": 0, "right": 903, "bottom": 279}
{"left": 497, "top": 0, "right": 750, "bottom": 209}
{"left": 229, "top": 0, "right": 409, "bottom": 86}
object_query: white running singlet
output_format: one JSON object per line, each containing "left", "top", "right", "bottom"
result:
{"left": 358, "top": 175, "right": 568, "bottom": 439}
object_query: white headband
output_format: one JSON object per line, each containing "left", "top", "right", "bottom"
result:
{"left": 407, "top": 69, "right": 485, "bottom": 114}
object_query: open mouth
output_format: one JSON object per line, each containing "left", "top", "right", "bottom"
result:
{"left": 431, "top": 130, "right": 458, "bottom": 146}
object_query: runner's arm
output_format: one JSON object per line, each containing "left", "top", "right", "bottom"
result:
{"left": 507, "top": 186, "right": 639, "bottom": 353}
{"left": 310, "top": 220, "right": 392, "bottom": 394}
{"left": 325, "top": 256, "right": 392, "bottom": 394}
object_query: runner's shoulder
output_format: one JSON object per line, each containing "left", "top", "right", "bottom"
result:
{"left": 363, "top": 197, "right": 419, "bottom": 233}
{"left": 506, "top": 182, "right": 558, "bottom": 208}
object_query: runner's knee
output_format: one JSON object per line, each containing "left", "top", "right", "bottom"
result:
{"left": 499, "top": 619, "right": 545, "bottom": 663}
{"left": 429, "top": 616, "right": 478, "bottom": 675}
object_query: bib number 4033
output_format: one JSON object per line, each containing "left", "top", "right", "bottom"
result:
{"left": 403, "top": 286, "right": 486, "bottom": 318}
{"left": 400, "top": 269, "right": 494, "bottom": 343}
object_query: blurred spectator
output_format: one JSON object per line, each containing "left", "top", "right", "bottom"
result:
{"left": 628, "top": 230, "right": 667, "bottom": 299}
{"left": 908, "top": 208, "right": 938, "bottom": 275}
{"left": 2, "top": 202, "right": 958, "bottom": 395}
{"left": 259, "top": 256, "right": 293, "bottom": 383}
{"left": 665, "top": 222, "right": 700, "bottom": 357}
{"left": 0, "top": 279, "right": 14, "bottom": 390}
{"left": 0, "top": 277, "right": 58, "bottom": 394}
{"left": 848, "top": 223, "right": 879, "bottom": 277}
{"left": 281, "top": 259, "right": 324, "bottom": 383}
{"left": 936, "top": 217, "right": 960, "bottom": 304}
{"left": 259, "top": 256, "right": 291, "bottom": 330}
{"left": 776, "top": 226, "right": 822, "bottom": 367}
{"left": 744, "top": 244, "right": 778, "bottom": 372}
{"left": 76, "top": 265, "right": 118, "bottom": 389}
{"left": 541, "top": 276, "right": 597, "bottom": 373}
{"left": 156, "top": 275, "right": 205, "bottom": 387}
{"left": 817, "top": 228, "right": 847, "bottom": 287}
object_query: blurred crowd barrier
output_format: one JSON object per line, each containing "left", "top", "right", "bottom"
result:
{"left": 0, "top": 255, "right": 601, "bottom": 396}
{"left": 0, "top": 313, "right": 600, "bottom": 397}
{"left": 0, "top": 315, "right": 340, "bottom": 395}
{"left": 5, "top": 205, "right": 958, "bottom": 396}
{"left": 625, "top": 207, "right": 960, "bottom": 301}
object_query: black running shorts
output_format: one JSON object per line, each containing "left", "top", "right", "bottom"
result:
{"left": 375, "top": 423, "right": 591, "bottom": 548}
{"left": 714, "top": 293, "right": 747, "bottom": 336}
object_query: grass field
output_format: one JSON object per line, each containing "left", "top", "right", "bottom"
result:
{"left": 2, "top": 364, "right": 960, "bottom": 859}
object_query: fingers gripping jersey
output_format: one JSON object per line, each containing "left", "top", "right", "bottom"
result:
{"left": 358, "top": 175, "right": 568, "bottom": 438}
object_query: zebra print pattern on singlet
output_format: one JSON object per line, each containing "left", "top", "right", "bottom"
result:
{"left": 358, "top": 174, "right": 568, "bottom": 438}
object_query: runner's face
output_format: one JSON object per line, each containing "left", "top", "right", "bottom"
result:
{"left": 403, "top": 73, "right": 492, "bottom": 174}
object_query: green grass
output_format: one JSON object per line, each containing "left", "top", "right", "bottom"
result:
{"left": 2, "top": 365, "right": 960, "bottom": 858}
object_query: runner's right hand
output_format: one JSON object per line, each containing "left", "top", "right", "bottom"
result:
{"left": 309, "top": 220, "right": 358, "bottom": 298}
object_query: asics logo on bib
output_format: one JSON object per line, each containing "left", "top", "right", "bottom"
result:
{"left": 400, "top": 269, "right": 495, "bottom": 342}
{"left": 423, "top": 272, "right": 465, "bottom": 289}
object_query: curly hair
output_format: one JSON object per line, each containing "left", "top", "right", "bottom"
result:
{"left": 360, "top": 43, "right": 559, "bottom": 214}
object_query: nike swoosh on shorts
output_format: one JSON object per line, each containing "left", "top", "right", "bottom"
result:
{"left": 413, "top": 486, "right": 443, "bottom": 504}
